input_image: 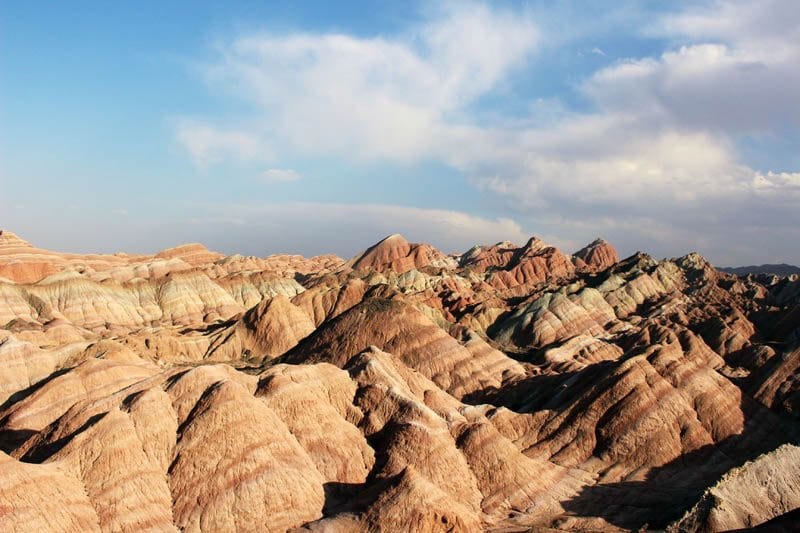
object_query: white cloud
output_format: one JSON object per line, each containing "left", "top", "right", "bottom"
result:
{"left": 261, "top": 168, "right": 301, "bottom": 182}
{"left": 656, "top": 0, "right": 800, "bottom": 49}
{"left": 583, "top": 42, "right": 800, "bottom": 132}
{"left": 177, "top": 2, "right": 537, "bottom": 165}
{"left": 478, "top": 121, "right": 751, "bottom": 209}
{"left": 174, "top": 118, "right": 267, "bottom": 168}
{"left": 463, "top": 0, "right": 800, "bottom": 260}
{"left": 171, "top": 1, "right": 800, "bottom": 265}
{"left": 183, "top": 202, "right": 531, "bottom": 257}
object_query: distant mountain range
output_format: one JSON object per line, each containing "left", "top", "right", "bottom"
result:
{"left": 718, "top": 263, "right": 800, "bottom": 276}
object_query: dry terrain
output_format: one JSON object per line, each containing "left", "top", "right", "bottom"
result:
{"left": 1, "top": 228, "right": 798, "bottom": 532}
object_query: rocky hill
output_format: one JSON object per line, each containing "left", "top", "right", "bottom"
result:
{"left": 1, "top": 229, "right": 798, "bottom": 532}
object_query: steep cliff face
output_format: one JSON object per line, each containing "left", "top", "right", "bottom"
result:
{"left": 1, "top": 231, "right": 798, "bottom": 532}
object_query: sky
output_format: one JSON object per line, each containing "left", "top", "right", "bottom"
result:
{"left": 1, "top": 0, "right": 799, "bottom": 266}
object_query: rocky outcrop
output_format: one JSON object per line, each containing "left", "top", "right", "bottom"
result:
{"left": 154, "top": 243, "right": 222, "bottom": 266}
{"left": 459, "top": 241, "right": 518, "bottom": 272}
{"left": 0, "top": 231, "right": 343, "bottom": 333}
{"left": 749, "top": 344, "right": 800, "bottom": 417}
{"left": 574, "top": 238, "right": 620, "bottom": 272}
{"left": 491, "top": 289, "right": 614, "bottom": 349}
{"left": 256, "top": 363, "right": 374, "bottom": 484}
{"left": 348, "top": 233, "right": 452, "bottom": 274}
{"left": 486, "top": 237, "right": 576, "bottom": 295}
{"left": 670, "top": 444, "right": 800, "bottom": 532}
{"left": 207, "top": 294, "right": 316, "bottom": 362}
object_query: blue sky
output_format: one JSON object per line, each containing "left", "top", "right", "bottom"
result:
{"left": 2, "top": 1, "right": 799, "bottom": 265}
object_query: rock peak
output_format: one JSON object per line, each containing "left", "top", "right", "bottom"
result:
{"left": 349, "top": 233, "right": 438, "bottom": 274}
{"left": 574, "top": 237, "right": 619, "bottom": 272}
{"left": 0, "top": 230, "right": 31, "bottom": 247}
{"left": 522, "top": 235, "right": 546, "bottom": 249}
{"left": 383, "top": 233, "right": 407, "bottom": 242}
{"left": 155, "top": 242, "right": 222, "bottom": 266}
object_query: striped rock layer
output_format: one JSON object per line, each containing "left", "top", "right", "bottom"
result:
{"left": 1, "top": 230, "right": 799, "bottom": 532}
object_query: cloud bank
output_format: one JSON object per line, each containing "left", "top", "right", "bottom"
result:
{"left": 174, "top": 0, "right": 800, "bottom": 265}
{"left": 187, "top": 202, "right": 531, "bottom": 257}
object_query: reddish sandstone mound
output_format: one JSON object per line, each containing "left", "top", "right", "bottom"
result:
{"left": 485, "top": 237, "right": 576, "bottom": 295}
{"left": 574, "top": 238, "right": 620, "bottom": 272}
{"left": 348, "top": 233, "right": 452, "bottom": 274}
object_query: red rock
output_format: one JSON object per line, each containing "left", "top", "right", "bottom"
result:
{"left": 348, "top": 233, "right": 451, "bottom": 274}
{"left": 573, "top": 238, "right": 620, "bottom": 272}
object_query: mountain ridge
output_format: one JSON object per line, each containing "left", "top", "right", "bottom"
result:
{"left": 718, "top": 263, "right": 800, "bottom": 276}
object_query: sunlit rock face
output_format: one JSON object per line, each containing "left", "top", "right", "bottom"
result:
{"left": 1, "top": 230, "right": 799, "bottom": 532}
{"left": 573, "top": 238, "right": 620, "bottom": 273}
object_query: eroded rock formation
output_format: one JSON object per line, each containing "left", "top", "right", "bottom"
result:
{"left": 1, "top": 230, "right": 798, "bottom": 532}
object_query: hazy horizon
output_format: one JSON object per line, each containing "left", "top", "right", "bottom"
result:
{"left": 2, "top": 1, "right": 798, "bottom": 266}
{"left": 4, "top": 223, "right": 796, "bottom": 270}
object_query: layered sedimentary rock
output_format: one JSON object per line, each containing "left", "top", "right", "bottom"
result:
{"left": 0, "top": 451, "right": 102, "bottom": 532}
{"left": 671, "top": 444, "right": 800, "bottom": 532}
{"left": 207, "top": 294, "right": 316, "bottom": 362}
{"left": 1, "top": 230, "right": 799, "bottom": 532}
{"left": 283, "top": 297, "right": 527, "bottom": 399}
{"left": 348, "top": 233, "right": 453, "bottom": 274}
{"left": 573, "top": 238, "right": 620, "bottom": 272}
{"left": 485, "top": 237, "right": 576, "bottom": 295}
{"left": 0, "top": 230, "right": 140, "bottom": 284}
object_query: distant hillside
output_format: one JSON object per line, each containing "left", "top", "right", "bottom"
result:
{"left": 719, "top": 263, "right": 800, "bottom": 276}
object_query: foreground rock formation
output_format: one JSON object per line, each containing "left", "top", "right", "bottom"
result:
{"left": 1, "top": 230, "right": 798, "bottom": 532}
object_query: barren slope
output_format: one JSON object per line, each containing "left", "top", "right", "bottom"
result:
{"left": 1, "top": 230, "right": 798, "bottom": 532}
